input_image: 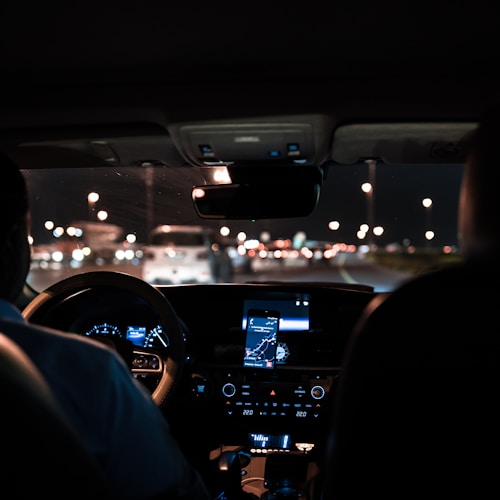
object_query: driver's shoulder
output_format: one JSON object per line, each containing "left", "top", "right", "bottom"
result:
{"left": 1, "top": 318, "right": 132, "bottom": 396}
{"left": 4, "top": 317, "right": 113, "bottom": 355}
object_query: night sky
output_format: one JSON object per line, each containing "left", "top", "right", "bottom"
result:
{"left": 25, "top": 161, "right": 464, "bottom": 249}
{"left": 221, "top": 162, "right": 464, "bottom": 249}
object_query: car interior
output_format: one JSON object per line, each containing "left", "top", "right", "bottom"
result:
{"left": 1, "top": 3, "right": 499, "bottom": 499}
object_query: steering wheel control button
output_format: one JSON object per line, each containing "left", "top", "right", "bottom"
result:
{"left": 132, "top": 353, "right": 161, "bottom": 371}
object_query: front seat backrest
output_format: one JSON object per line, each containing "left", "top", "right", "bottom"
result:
{"left": 321, "top": 262, "right": 500, "bottom": 498}
{"left": 0, "top": 332, "right": 110, "bottom": 498}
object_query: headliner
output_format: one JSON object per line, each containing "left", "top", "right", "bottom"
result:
{"left": 1, "top": 3, "right": 498, "bottom": 82}
{"left": 0, "top": 2, "right": 499, "bottom": 127}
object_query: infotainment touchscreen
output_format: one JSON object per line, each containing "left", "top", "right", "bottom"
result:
{"left": 242, "top": 295, "right": 310, "bottom": 332}
{"left": 243, "top": 309, "right": 280, "bottom": 369}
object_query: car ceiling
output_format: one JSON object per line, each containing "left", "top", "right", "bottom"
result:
{"left": 0, "top": 2, "right": 499, "bottom": 168}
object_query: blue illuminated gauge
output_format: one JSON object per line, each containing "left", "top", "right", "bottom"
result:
{"left": 275, "top": 342, "right": 290, "bottom": 362}
{"left": 144, "top": 325, "right": 169, "bottom": 348}
{"left": 84, "top": 323, "right": 122, "bottom": 338}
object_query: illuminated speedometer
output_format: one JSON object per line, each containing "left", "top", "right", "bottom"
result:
{"left": 144, "top": 325, "right": 169, "bottom": 348}
{"left": 84, "top": 323, "right": 122, "bottom": 338}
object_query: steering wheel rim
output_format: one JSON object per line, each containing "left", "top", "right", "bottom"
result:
{"left": 22, "top": 271, "right": 185, "bottom": 406}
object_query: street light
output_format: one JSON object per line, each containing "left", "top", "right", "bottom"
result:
{"left": 87, "top": 192, "right": 99, "bottom": 219}
{"left": 422, "top": 197, "right": 433, "bottom": 247}
{"left": 425, "top": 230, "right": 435, "bottom": 241}
{"left": 361, "top": 181, "right": 373, "bottom": 242}
{"left": 97, "top": 210, "right": 108, "bottom": 222}
{"left": 328, "top": 220, "right": 340, "bottom": 231}
{"left": 422, "top": 197, "right": 432, "bottom": 224}
{"left": 363, "top": 159, "right": 377, "bottom": 250}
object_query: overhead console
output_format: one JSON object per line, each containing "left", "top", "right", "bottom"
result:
{"left": 169, "top": 114, "right": 334, "bottom": 168}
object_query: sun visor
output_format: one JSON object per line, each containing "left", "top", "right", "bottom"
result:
{"left": 2, "top": 124, "right": 186, "bottom": 168}
{"left": 331, "top": 122, "right": 478, "bottom": 165}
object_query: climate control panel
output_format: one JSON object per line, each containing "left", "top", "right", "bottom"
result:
{"left": 213, "top": 370, "right": 336, "bottom": 422}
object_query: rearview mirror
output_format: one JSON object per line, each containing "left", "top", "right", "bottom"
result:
{"left": 192, "top": 182, "right": 320, "bottom": 219}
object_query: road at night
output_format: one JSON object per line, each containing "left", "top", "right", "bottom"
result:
{"left": 27, "top": 252, "right": 411, "bottom": 294}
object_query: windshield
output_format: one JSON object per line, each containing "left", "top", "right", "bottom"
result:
{"left": 23, "top": 161, "right": 464, "bottom": 294}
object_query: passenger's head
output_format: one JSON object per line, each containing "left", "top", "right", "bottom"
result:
{"left": 0, "top": 152, "right": 31, "bottom": 302}
{"left": 458, "top": 102, "right": 500, "bottom": 262}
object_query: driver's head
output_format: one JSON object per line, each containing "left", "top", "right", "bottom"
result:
{"left": 458, "top": 102, "right": 500, "bottom": 262}
{"left": 0, "top": 152, "right": 31, "bottom": 302}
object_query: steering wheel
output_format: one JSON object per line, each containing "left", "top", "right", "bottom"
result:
{"left": 22, "top": 271, "right": 185, "bottom": 407}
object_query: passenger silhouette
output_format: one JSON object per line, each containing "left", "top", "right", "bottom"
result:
{"left": 321, "top": 103, "right": 500, "bottom": 499}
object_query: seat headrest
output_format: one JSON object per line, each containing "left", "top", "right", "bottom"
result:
{"left": 459, "top": 102, "right": 500, "bottom": 261}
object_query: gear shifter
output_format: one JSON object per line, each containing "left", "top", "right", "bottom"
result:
{"left": 217, "top": 450, "right": 245, "bottom": 500}
{"left": 263, "top": 452, "right": 308, "bottom": 499}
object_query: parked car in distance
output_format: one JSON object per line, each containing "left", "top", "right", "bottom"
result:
{"left": 142, "top": 224, "right": 232, "bottom": 284}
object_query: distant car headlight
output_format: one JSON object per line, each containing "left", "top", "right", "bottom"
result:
{"left": 52, "top": 251, "right": 64, "bottom": 262}
{"left": 72, "top": 249, "right": 85, "bottom": 262}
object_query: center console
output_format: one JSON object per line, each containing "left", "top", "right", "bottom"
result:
{"left": 189, "top": 291, "right": 339, "bottom": 454}
{"left": 164, "top": 284, "right": 374, "bottom": 499}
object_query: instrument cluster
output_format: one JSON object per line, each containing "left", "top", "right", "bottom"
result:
{"left": 82, "top": 322, "right": 170, "bottom": 349}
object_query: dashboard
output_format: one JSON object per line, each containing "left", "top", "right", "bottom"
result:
{"left": 158, "top": 282, "right": 376, "bottom": 458}
{"left": 22, "top": 277, "right": 376, "bottom": 465}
